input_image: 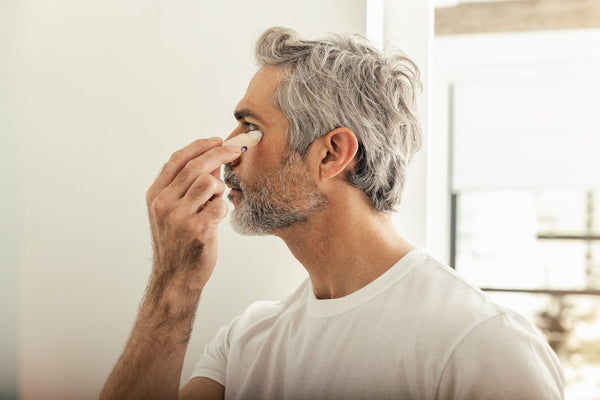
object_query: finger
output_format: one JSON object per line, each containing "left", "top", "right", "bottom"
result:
{"left": 147, "top": 137, "right": 222, "bottom": 203}
{"left": 166, "top": 146, "right": 241, "bottom": 200}
{"left": 199, "top": 198, "right": 229, "bottom": 229}
{"left": 183, "top": 175, "right": 226, "bottom": 213}
{"left": 187, "top": 198, "right": 228, "bottom": 251}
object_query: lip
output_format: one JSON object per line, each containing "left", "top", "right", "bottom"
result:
{"left": 227, "top": 188, "right": 241, "bottom": 204}
{"left": 223, "top": 171, "right": 242, "bottom": 193}
{"left": 224, "top": 177, "right": 239, "bottom": 190}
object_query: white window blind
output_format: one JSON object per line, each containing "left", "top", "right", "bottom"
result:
{"left": 452, "top": 78, "right": 600, "bottom": 190}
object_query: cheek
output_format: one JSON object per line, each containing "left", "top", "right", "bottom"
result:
{"left": 237, "top": 154, "right": 270, "bottom": 189}
{"left": 239, "top": 135, "right": 290, "bottom": 183}
{"left": 246, "top": 143, "right": 284, "bottom": 172}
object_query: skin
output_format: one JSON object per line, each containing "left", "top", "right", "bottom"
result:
{"left": 100, "top": 66, "right": 413, "bottom": 399}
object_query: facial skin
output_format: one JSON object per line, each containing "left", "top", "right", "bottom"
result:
{"left": 223, "top": 66, "right": 412, "bottom": 301}
{"left": 223, "top": 66, "right": 327, "bottom": 235}
{"left": 224, "top": 153, "right": 327, "bottom": 235}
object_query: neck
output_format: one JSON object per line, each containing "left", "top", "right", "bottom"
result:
{"left": 277, "top": 196, "right": 414, "bottom": 299}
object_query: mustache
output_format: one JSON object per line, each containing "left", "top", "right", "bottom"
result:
{"left": 223, "top": 165, "right": 243, "bottom": 190}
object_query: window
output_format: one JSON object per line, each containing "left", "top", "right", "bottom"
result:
{"left": 435, "top": 28, "right": 600, "bottom": 399}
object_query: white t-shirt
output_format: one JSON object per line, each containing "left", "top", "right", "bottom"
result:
{"left": 191, "top": 248, "right": 564, "bottom": 399}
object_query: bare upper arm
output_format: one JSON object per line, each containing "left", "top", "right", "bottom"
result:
{"left": 179, "top": 377, "right": 225, "bottom": 400}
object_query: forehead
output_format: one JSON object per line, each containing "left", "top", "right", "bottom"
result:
{"left": 236, "top": 66, "right": 288, "bottom": 118}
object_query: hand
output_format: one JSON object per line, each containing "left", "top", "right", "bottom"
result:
{"left": 145, "top": 137, "right": 242, "bottom": 294}
{"left": 99, "top": 137, "right": 241, "bottom": 400}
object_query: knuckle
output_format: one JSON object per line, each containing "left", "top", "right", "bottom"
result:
{"left": 188, "top": 175, "right": 213, "bottom": 198}
{"left": 205, "top": 175, "right": 219, "bottom": 192}
{"left": 212, "top": 198, "right": 228, "bottom": 218}
{"left": 145, "top": 187, "right": 155, "bottom": 204}
{"left": 150, "top": 195, "right": 167, "bottom": 216}
{"left": 186, "top": 155, "right": 208, "bottom": 172}
{"left": 169, "top": 149, "right": 184, "bottom": 163}
{"left": 192, "top": 138, "right": 208, "bottom": 147}
{"left": 207, "top": 198, "right": 228, "bottom": 220}
{"left": 214, "top": 177, "right": 226, "bottom": 192}
{"left": 197, "top": 173, "right": 213, "bottom": 186}
{"left": 194, "top": 200, "right": 227, "bottom": 232}
{"left": 177, "top": 164, "right": 192, "bottom": 181}
{"left": 185, "top": 156, "right": 204, "bottom": 170}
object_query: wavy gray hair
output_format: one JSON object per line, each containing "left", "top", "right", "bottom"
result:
{"left": 255, "top": 27, "right": 422, "bottom": 212}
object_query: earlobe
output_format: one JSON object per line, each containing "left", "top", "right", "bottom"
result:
{"left": 319, "top": 127, "right": 359, "bottom": 179}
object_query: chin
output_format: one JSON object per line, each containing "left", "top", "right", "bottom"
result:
{"left": 229, "top": 206, "right": 270, "bottom": 236}
{"left": 229, "top": 218, "right": 270, "bottom": 236}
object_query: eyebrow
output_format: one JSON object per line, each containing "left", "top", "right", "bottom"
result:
{"left": 234, "top": 108, "right": 265, "bottom": 124}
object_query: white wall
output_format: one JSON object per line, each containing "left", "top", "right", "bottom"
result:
{"left": 2, "top": 0, "right": 431, "bottom": 398}
{"left": 383, "top": 0, "right": 434, "bottom": 249}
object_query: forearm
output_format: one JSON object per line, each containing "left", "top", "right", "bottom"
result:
{"left": 100, "top": 276, "right": 203, "bottom": 400}
{"left": 101, "top": 137, "right": 237, "bottom": 399}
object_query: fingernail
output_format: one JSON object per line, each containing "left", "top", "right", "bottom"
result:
{"left": 208, "top": 136, "right": 222, "bottom": 143}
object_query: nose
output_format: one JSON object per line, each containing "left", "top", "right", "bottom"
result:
{"left": 224, "top": 128, "right": 250, "bottom": 151}
{"left": 224, "top": 129, "right": 238, "bottom": 142}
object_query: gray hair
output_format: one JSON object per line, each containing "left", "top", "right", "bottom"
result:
{"left": 255, "top": 27, "right": 422, "bottom": 212}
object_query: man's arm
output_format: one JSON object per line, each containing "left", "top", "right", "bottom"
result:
{"left": 100, "top": 137, "right": 241, "bottom": 400}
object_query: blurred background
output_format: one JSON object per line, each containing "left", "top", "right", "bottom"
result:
{"left": 433, "top": 2, "right": 600, "bottom": 398}
{"left": 1, "top": 0, "right": 598, "bottom": 398}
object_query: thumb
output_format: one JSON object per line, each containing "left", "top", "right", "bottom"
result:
{"left": 203, "top": 198, "right": 229, "bottom": 224}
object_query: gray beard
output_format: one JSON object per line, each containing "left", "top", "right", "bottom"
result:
{"left": 224, "top": 161, "right": 327, "bottom": 236}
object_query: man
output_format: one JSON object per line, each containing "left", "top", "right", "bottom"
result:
{"left": 101, "top": 27, "right": 564, "bottom": 399}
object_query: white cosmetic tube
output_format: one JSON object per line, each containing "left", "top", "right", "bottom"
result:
{"left": 222, "top": 131, "right": 263, "bottom": 152}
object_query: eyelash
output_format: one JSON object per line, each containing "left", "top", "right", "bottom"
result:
{"left": 244, "top": 122, "right": 258, "bottom": 132}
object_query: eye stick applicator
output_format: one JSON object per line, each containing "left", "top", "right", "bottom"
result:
{"left": 222, "top": 131, "right": 263, "bottom": 152}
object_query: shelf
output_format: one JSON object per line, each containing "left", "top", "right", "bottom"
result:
{"left": 536, "top": 233, "right": 600, "bottom": 241}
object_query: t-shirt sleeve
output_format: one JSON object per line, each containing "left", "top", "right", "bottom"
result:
{"left": 436, "top": 311, "right": 565, "bottom": 400}
{"left": 189, "top": 318, "right": 238, "bottom": 386}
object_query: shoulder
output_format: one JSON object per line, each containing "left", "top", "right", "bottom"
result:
{"left": 399, "top": 249, "right": 506, "bottom": 324}
{"left": 396, "top": 250, "right": 564, "bottom": 393}
{"left": 228, "top": 278, "right": 311, "bottom": 337}
{"left": 403, "top": 251, "right": 565, "bottom": 398}
{"left": 436, "top": 310, "right": 565, "bottom": 399}
{"left": 189, "top": 279, "right": 311, "bottom": 383}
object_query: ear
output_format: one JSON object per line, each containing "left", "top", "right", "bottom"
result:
{"left": 317, "top": 127, "right": 359, "bottom": 180}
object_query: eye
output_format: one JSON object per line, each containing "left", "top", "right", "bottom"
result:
{"left": 244, "top": 122, "right": 258, "bottom": 132}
